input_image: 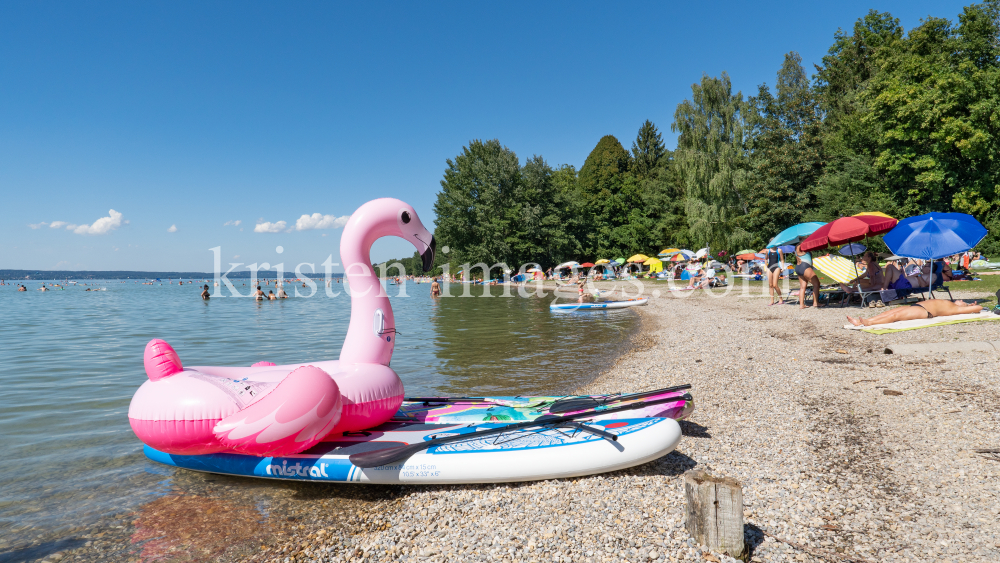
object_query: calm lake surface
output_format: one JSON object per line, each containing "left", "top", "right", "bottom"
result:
{"left": 0, "top": 279, "right": 637, "bottom": 557}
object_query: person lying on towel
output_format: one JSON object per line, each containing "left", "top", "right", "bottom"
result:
{"left": 846, "top": 299, "right": 983, "bottom": 327}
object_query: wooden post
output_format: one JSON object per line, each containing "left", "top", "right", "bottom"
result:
{"left": 684, "top": 469, "right": 746, "bottom": 560}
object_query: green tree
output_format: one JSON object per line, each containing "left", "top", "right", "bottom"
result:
{"left": 672, "top": 72, "right": 752, "bottom": 252}
{"left": 631, "top": 120, "right": 667, "bottom": 179}
{"left": 743, "top": 52, "right": 824, "bottom": 246}
{"left": 432, "top": 140, "right": 523, "bottom": 272}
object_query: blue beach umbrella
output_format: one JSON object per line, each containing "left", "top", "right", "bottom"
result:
{"left": 767, "top": 222, "right": 827, "bottom": 248}
{"left": 777, "top": 245, "right": 796, "bottom": 253}
{"left": 838, "top": 243, "right": 867, "bottom": 256}
{"left": 884, "top": 213, "right": 987, "bottom": 260}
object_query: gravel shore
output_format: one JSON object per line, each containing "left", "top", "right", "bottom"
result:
{"left": 39, "top": 282, "right": 1000, "bottom": 563}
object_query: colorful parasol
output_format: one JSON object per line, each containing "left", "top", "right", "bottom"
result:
{"left": 800, "top": 215, "right": 898, "bottom": 252}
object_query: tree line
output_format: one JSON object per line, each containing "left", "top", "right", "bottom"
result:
{"left": 384, "top": 2, "right": 1000, "bottom": 277}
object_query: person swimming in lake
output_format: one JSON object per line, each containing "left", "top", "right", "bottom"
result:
{"left": 18, "top": 285, "right": 27, "bottom": 291}
{"left": 253, "top": 286, "right": 265, "bottom": 301}
{"left": 430, "top": 279, "right": 441, "bottom": 297}
{"left": 846, "top": 299, "right": 983, "bottom": 327}
{"left": 267, "top": 290, "right": 276, "bottom": 300}
{"left": 276, "top": 285, "right": 288, "bottom": 298}
{"left": 201, "top": 284, "right": 210, "bottom": 300}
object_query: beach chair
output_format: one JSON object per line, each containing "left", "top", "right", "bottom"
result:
{"left": 886, "top": 262, "right": 953, "bottom": 304}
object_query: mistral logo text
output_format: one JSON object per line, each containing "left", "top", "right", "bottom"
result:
{"left": 266, "top": 459, "right": 329, "bottom": 478}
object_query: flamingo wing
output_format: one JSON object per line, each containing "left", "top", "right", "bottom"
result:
{"left": 213, "top": 365, "right": 342, "bottom": 456}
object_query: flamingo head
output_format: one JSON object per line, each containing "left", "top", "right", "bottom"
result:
{"left": 343, "top": 198, "right": 435, "bottom": 271}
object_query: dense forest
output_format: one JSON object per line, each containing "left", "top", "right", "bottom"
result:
{"left": 383, "top": 2, "right": 1000, "bottom": 277}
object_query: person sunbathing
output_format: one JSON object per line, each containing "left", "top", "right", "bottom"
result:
{"left": 846, "top": 299, "right": 983, "bottom": 326}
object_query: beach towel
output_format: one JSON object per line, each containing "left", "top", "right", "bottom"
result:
{"left": 813, "top": 255, "right": 866, "bottom": 284}
{"left": 843, "top": 310, "right": 1000, "bottom": 334}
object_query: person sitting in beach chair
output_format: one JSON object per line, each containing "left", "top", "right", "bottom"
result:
{"left": 840, "top": 252, "right": 884, "bottom": 293}
{"left": 846, "top": 299, "right": 982, "bottom": 327}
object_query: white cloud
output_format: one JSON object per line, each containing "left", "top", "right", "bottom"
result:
{"left": 29, "top": 222, "right": 48, "bottom": 229}
{"left": 50, "top": 221, "right": 67, "bottom": 229}
{"left": 167, "top": 224, "right": 178, "bottom": 233}
{"left": 71, "top": 210, "right": 126, "bottom": 235}
{"left": 224, "top": 220, "right": 242, "bottom": 227}
{"left": 295, "top": 213, "right": 349, "bottom": 231}
{"left": 254, "top": 220, "right": 287, "bottom": 233}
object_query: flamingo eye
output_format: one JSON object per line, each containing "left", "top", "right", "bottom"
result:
{"left": 401, "top": 211, "right": 411, "bottom": 224}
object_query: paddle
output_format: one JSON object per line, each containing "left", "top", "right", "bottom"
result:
{"left": 349, "top": 395, "right": 681, "bottom": 469}
{"left": 547, "top": 384, "right": 692, "bottom": 413}
{"left": 404, "top": 383, "right": 692, "bottom": 410}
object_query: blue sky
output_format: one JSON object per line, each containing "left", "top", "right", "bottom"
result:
{"left": 1, "top": 0, "right": 971, "bottom": 272}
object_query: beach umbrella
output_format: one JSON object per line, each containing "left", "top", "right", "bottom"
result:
{"left": 884, "top": 213, "right": 987, "bottom": 260}
{"left": 854, "top": 211, "right": 894, "bottom": 219}
{"left": 767, "top": 222, "right": 826, "bottom": 248}
{"left": 580, "top": 262, "right": 595, "bottom": 268}
{"left": 735, "top": 253, "right": 759, "bottom": 260}
{"left": 776, "top": 245, "right": 796, "bottom": 253}
{"left": 735, "top": 249, "right": 757, "bottom": 256}
{"left": 595, "top": 259, "right": 610, "bottom": 265}
{"left": 644, "top": 257, "right": 663, "bottom": 272}
{"left": 555, "top": 261, "right": 580, "bottom": 269}
{"left": 800, "top": 215, "right": 898, "bottom": 252}
{"left": 658, "top": 248, "right": 682, "bottom": 257}
{"left": 812, "top": 255, "right": 867, "bottom": 284}
{"left": 669, "top": 254, "right": 689, "bottom": 262}
{"left": 614, "top": 257, "right": 626, "bottom": 265}
{"left": 695, "top": 248, "right": 709, "bottom": 259}
{"left": 627, "top": 254, "right": 650, "bottom": 263}
{"left": 838, "top": 243, "right": 867, "bottom": 256}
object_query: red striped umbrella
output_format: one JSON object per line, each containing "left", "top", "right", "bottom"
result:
{"left": 800, "top": 215, "right": 898, "bottom": 252}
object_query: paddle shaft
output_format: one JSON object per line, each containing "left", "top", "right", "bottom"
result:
{"left": 349, "top": 395, "right": 681, "bottom": 469}
{"left": 403, "top": 384, "right": 692, "bottom": 407}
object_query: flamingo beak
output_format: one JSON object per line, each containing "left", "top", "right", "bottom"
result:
{"left": 421, "top": 236, "right": 436, "bottom": 271}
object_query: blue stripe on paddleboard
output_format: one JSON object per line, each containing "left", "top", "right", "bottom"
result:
{"left": 144, "top": 445, "right": 356, "bottom": 481}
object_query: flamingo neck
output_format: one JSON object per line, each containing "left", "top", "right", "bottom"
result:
{"left": 339, "top": 233, "right": 394, "bottom": 366}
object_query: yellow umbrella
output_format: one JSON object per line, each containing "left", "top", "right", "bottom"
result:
{"left": 644, "top": 257, "right": 663, "bottom": 273}
{"left": 595, "top": 259, "right": 611, "bottom": 265}
{"left": 627, "top": 254, "right": 649, "bottom": 263}
{"left": 812, "top": 254, "right": 866, "bottom": 284}
{"left": 658, "top": 248, "right": 681, "bottom": 257}
{"left": 853, "top": 211, "right": 895, "bottom": 219}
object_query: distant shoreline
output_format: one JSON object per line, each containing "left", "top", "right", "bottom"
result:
{"left": 0, "top": 270, "right": 344, "bottom": 280}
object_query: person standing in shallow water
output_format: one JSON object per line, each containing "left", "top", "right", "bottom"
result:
{"left": 201, "top": 285, "right": 210, "bottom": 300}
{"left": 430, "top": 279, "right": 441, "bottom": 297}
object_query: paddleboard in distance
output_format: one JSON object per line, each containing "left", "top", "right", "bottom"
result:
{"left": 549, "top": 298, "right": 648, "bottom": 310}
{"left": 144, "top": 417, "right": 682, "bottom": 484}
{"left": 393, "top": 386, "right": 694, "bottom": 424}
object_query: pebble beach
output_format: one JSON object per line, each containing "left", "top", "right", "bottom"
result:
{"left": 32, "top": 282, "right": 1000, "bottom": 563}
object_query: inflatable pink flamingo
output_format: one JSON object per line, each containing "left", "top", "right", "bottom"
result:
{"left": 128, "top": 199, "right": 435, "bottom": 456}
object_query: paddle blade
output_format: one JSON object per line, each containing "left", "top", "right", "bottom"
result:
{"left": 349, "top": 443, "right": 426, "bottom": 469}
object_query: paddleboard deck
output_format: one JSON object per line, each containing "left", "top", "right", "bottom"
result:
{"left": 549, "top": 298, "right": 648, "bottom": 310}
{"left": 145, "top": 417, "right": 681, "bottom": 484}
{"left": 393, "top": 389, "right": 693, "bottom": 423}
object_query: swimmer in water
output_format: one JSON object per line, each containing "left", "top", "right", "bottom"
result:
{"left": 267, "top": 290, "right": 277, "bottom": 300}
{"left": 201, "top": 284, "right": 210, "bottom": 300}
{"left": 253, "top": 286, "right": 265, "bottom": 301}
{"left": 430, "top": 279, "right": 441, "bottom": 297}
{"left": 276, "top": 285, "right": 288, "bottom": 298}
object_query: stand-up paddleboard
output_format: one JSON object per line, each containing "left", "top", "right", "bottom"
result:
{"left": 550, "top": 298, "right": 648, "bottom": 310}
{"left": 394, "top": 385, "right": 694, "bottom": 423}
{"left": 144, "top": 417, "right": 681, "bottom": 484}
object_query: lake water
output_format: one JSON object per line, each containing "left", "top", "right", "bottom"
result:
{"left": 0, "top": 279, "right": 637, "bottom": 559}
